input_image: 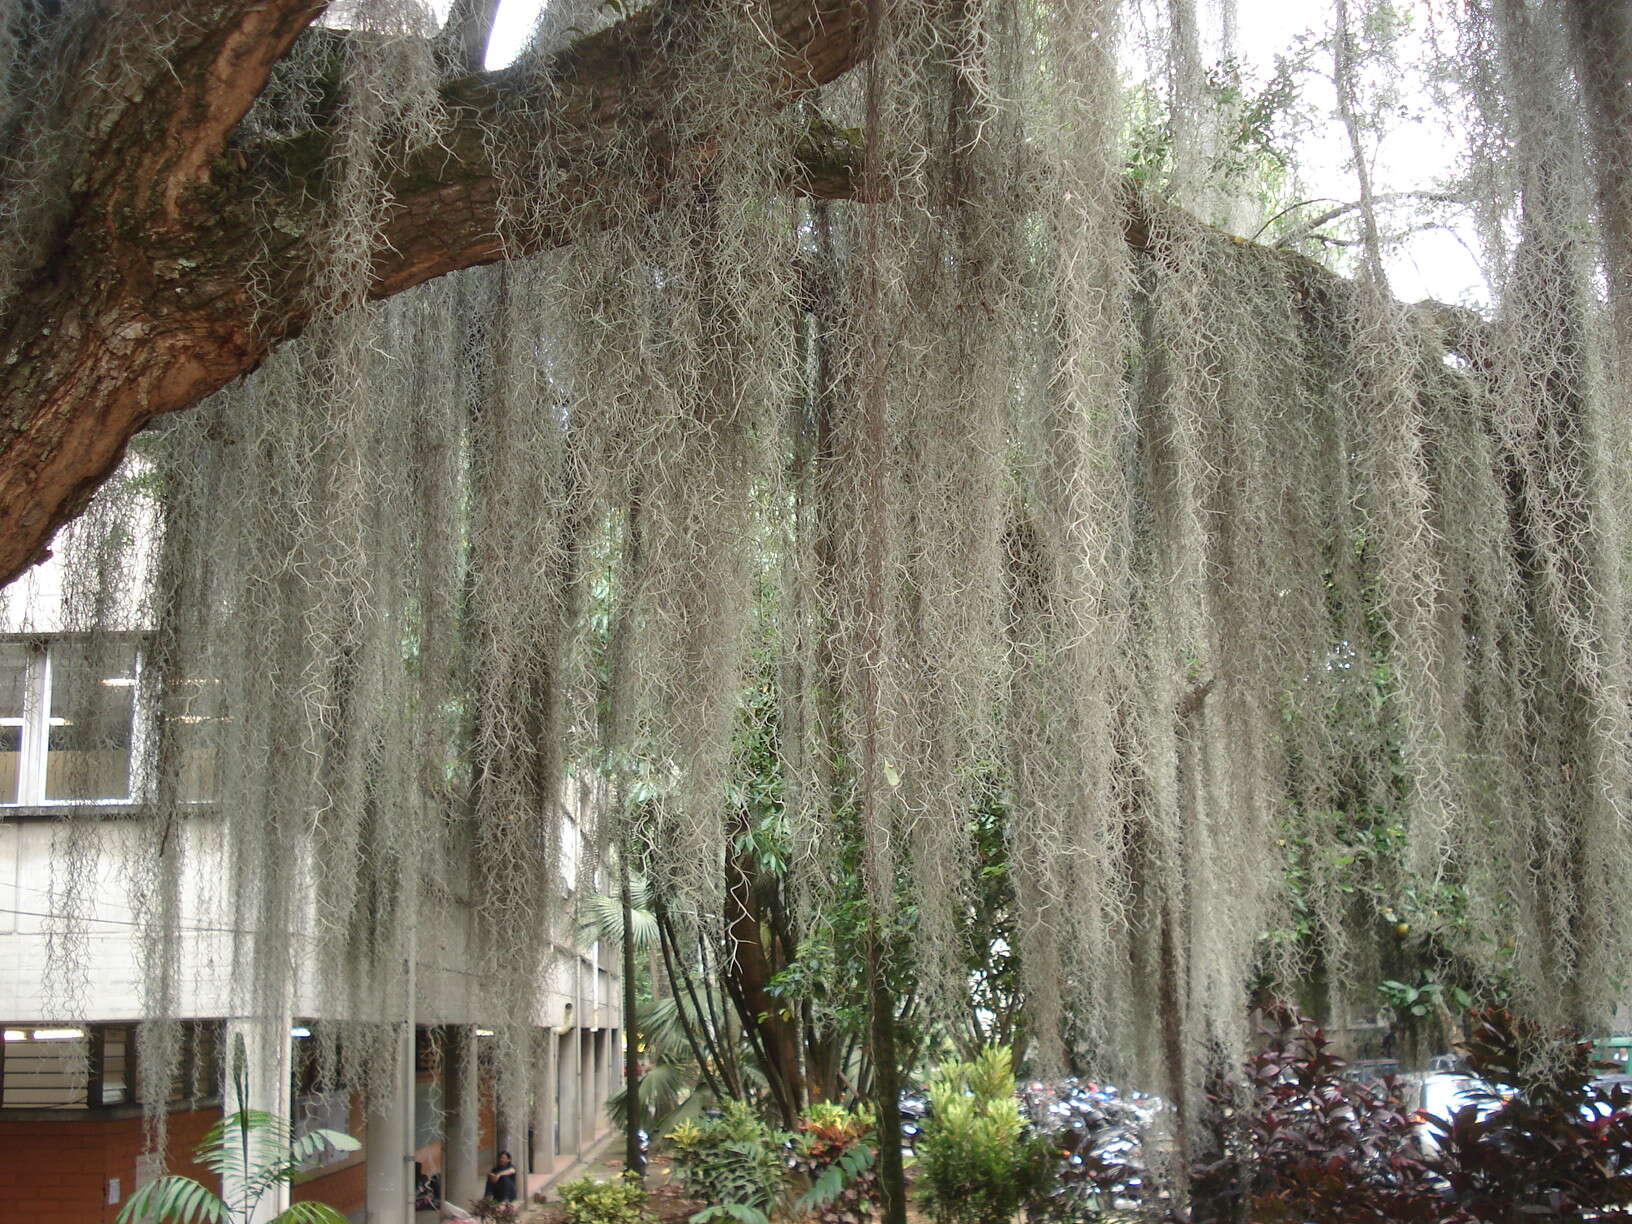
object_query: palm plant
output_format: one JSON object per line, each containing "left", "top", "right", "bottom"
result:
{"left": 116, "top": 1034, "right": 359, "bottom": 1224}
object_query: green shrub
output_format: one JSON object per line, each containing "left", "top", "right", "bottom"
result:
{"left": 556, "top": 1173, "right": 659, "bottom": 1224}
{"left": 665, "top": 1100, "right": 791, "bottom": 1217}
{"left": 787, "top": 1102, "right": 879, "bottom": 1223}
{"left": 915, "top": 1046, "right": 1054, "bottom": 1224}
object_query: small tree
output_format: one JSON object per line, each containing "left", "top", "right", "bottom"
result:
{"left": 117, "top": 1035, "right": 359, "bottom": 1224}
{"left": 915, "top": 1046, "right": 1053, "bottom": 1224}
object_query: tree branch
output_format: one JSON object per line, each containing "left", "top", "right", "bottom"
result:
{"left": 0, "top": 0, "right": 1485, "bottom": 594}
{"left": 435, "top": 0, "right": 505, "bottom": 73}
{"left": 0, "top": 1, "right": 327, "bottom": 578}
{"left": 0, "top": 0, "right": 870, "bottom": 585}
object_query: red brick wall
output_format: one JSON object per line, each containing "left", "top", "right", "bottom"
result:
{"left": 479, "top": 1077, "right": 497, "bottom": 1166}
{"left": 293, "top": 1156, "right": 365, "bottom": 1217}
{"left": 0, "top": 1106, "right": 214, "bottom": 1224}
{"left": 291, "top": 1090, "right": 365, "bottom": 1218}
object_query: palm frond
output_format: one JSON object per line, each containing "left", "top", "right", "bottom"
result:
{"left": 116, "top": 1175, "right": 228, "bottom": 1224}
{"left": 607, "top": 1057, "right": 698, "bottom": 1129}
{"left": 643, "top": 989, "right": 733, "bottom": 1048}
{"left": 577, "top": 890, "right": 661, "bottom": 951}
{"left": 287, "top": 1128, "right": 362, "bottom": 1165}
{"left": 272, "top": 1203, "right": 353, "bottom": 1224}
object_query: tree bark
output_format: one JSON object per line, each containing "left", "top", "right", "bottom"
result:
{"left": 0, "top": 0, "right": 326, "bottom": 577}
{"left": 621, "top": 844, "right": 646, "bottom": 1181}
{"left": 722, "top": 829, "right": 805, "bottom": 1125}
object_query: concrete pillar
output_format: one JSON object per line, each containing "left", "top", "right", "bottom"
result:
{"left": 532, "top": 1028, "right": 557, "bottom": 1176}
{"left": 222, "top": 1017, "right": 291, "bottom": 1224}
{"left": 592, "top": 1029, "right": 609, "bottom": 1133}
{"left": 557, "top": 1030, "right": 579, "bottom": 1157}
{"left": 608, "top": 1028, "right": 622, "bottom": 1138}
{"left": 579, "top": 1027, "right": 596, "bottom": 1146}
{"left": 365, "top": 1024, "right": 414, "bottom": 1224}
{"left": 443, "top": 1025, "right": 480, "bottom": 1208}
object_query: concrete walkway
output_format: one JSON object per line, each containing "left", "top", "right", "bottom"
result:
{"left": 413, "top": 1127, "right": 619, "bottom": 1222}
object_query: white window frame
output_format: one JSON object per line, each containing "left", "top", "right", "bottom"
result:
{"left": 1, "top": 635, "right": 147, "bottom": 808}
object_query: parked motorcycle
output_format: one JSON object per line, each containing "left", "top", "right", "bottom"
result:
{"left": 1021, "top": 1078, "right": 1165, "bottom": 1222}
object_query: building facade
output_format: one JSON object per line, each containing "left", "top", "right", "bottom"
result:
{"left": 0, "top": 550, "right": 621, "bottom": 1223}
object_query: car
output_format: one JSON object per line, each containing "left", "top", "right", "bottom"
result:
{"left": 1413, "top": 1071, "right": 1506, "bottom": 1155}
{"left": 1585, "top": 1073, "right": 1632, "bottom": 1121}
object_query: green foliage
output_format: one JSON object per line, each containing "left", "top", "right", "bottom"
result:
{"left": 954, "top": 775, "right": 1025, "bottom": 1056}
{"left": 666, "top": 1101, "right": 882, "bottom": 1223}
{"left": 1379, "top": 975, "right": 1472, "bottom": 1020}
{"left": 1266, "top": 793, "right": 1513, "bottom": 1031}
{"left": 117, "top": 1034, "right": 357, "bottom": 1224}
{"left": 1122, "top": 51, "right": 1306, "bottom": 228}
{"left": 788, "top": 1103, "right": 878, "bottom": 1223}
{"left": 915, "top": 1047, "right": 1054, "bottom": 1224}
{"left": 579, "top": 877, "right": 661, "bottom": 952}
{"left": 689, "top": 1206, "right": 773, "bottom": 1224}
{"left": 557, "top": 1174, "right": 659, "bottom": 1224}
{"left": 666, "top": 1101, "right": 790, "bottom": 1217}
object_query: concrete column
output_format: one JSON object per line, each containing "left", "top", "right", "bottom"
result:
{"left": 497, "top": 1081, "right": 528, "bottom": 1198}
{"left": 556, "top": 1030, "right": 579, "bottom": 1157}
{"left": 442, "top": 1025, "right": 480, "bottom": 1208}
{"left": 592, "top": 1029, "right": 609, "bottom": 1133}
{"left": 579, "top": 1027, "right": 595, "bottom": 1146}
{"left": 365, "top": 1024, "right": 414, "bottom": 1224}
{"left": 222, "top": 1017, "right": 291, "bottom": 1224}
{"left": 532, "top": 1028, "right": 557, "bottom": 1176}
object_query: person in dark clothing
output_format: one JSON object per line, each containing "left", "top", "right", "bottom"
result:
{"left": 486, "top": 1150, "right": 518, "bottom": 1202}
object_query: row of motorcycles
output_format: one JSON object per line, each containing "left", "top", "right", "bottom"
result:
{"left": 1024, "top": 1079, "right": 1164, "bottom": 1221}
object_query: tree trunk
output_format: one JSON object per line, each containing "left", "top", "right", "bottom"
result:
{"left": 723, "top": 828, "right": 805, "bottom": 1125}
{"left": 866, "top": 925, "right": 908, "bottom": 1224}
{"left": 621, "top": 847, "right": 645, "bottom": 1181}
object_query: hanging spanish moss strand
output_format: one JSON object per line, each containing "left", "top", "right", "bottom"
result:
{"left": 866, "top": 0, "right": 1027, "bottom": 1026}
{"left": 23, "top": 0, "right": 1632, "bottom": 1159}
{"left": 1162, "top": 0, "right": 1205, "bottom": 207}
{"left": 1450, "top": 0, "right": 1632, "bottom": 1030}
{"left": 1003, "top": 0, "right": 1135, "bottom": 1077}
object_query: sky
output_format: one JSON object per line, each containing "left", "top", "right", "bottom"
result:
{"left": 1227, "top": 2, "right": 1487, "bottom": 305}
{"left": 487, "top": 0, "right": 554, "bottom": 66}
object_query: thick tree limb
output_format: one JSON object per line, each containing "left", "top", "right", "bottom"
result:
{"left": 0, "top": 0, "right": 1477, "bottom": 591}
{"left": 0, "top": 0, "right": 871, "bottom": 585}
{"left": 0, "top": 0, "right": 327, "bottom": 578}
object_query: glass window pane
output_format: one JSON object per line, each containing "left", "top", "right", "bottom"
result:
{"left": 0, "top": 642, "right": 27, "bottom": 803}
{"left": 0, "top": 1030, "right": 88, "bottom": 1108}
{"left": 44, "top": 641, "right": 136, "bottom": 801}
{"left": 99, "top": 1026, "right": 131, "bottom": 1105}
{"left": 165, "top": 677, "right": 222, "bottom": 803}
{"left": 167, "top": 1020, "right": 221, "bottom": 1106}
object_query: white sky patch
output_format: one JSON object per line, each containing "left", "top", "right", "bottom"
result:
{"left": 488, "top": 0, "right": 554, "bottom": 68}
{"left": 330, "top": 0, "right": 545, "bottom": 67}
{"left": 1230, "top": 2, "right": 1486, "bottom": 306}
